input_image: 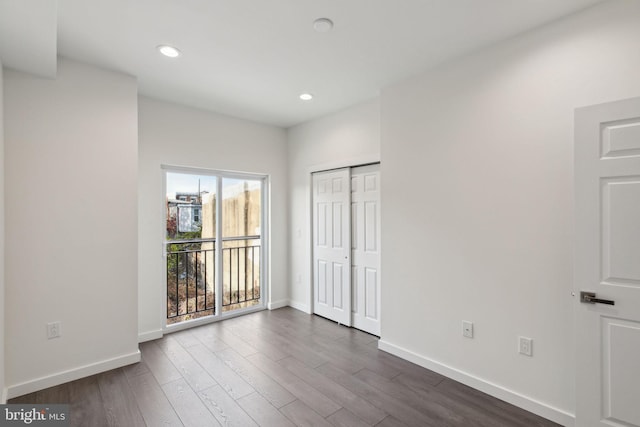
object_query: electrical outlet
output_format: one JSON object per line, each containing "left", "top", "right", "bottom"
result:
{"left": 518, "top": 336, "right": 532, "bottom": 356}
{"left": 47, "top": 321, "right": 61, "bottom": 339}
{"left": 462, "top": 321, "right": 474, "bottom": 338}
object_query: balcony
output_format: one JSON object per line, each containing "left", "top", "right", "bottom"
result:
{"left": 166, "top": 237, "right": 261, "bottom": 324}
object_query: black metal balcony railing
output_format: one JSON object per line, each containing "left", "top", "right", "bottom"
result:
{"left": 222, "top": 244, "right": 260, "bottom": 307}
{"left": 166, "top": 238, "right": 260, "bottom": 323}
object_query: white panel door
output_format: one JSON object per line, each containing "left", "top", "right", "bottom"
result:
{"left": 575, "top": 97, "right": 640, "bottom": 427}
{"left": 351, "top": 164, "right": 381, "bottom": 336}
{"left": 313, "top": 168, "right": 351, "bottom": 326}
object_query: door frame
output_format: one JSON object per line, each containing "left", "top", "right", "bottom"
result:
{"left": 161, "top": 164, "right": 270, "bottom": 334}
{"left": 307, "top": 158, "right": 381, "bottom": 328}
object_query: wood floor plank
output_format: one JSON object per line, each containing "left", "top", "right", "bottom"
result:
{"left": 317, "top": 362, "right": 439, "bottom": 427}
{"left": 374, "top": 351, "right": 445, "bottom": 386}
{"left": 312, "top": 334, "right": 401, "bottom": 379}
{"left": 255, "top": 310, "right": 356, "bottom": 350}
{"left": 256, "top": 326, "right": 331, "bottom": 368}
{"left": 337, "top": 329, "right": 379, "bottom": 346}
{"left": 186, "top": 343, "right": 254, "bottom": 399}
{"left": 156, "top": 335, "right": 217, "bottom": 391}
{"left": 127, "top": 371, "right": 184, "bottom": 426}
{"left": 216, "top": 347, "right": 296, "bottom": 409}
{"left": 205, "top": 322, "right": 259, "bottom": 357}
{"left": 435, "top": 379, "right": 560, "bottom": 427}
{"left": 339, "top": 337, "right": 444, "bottom": 385}
{"left": 354, "top": 368, "right": 466, "bottom": 426}
{"left": 171, "top": 329, "right": 201, "bottom": 348}
{"left": 223, "top": 321, "right": 290, "bottom": 361}
{"left": 198, "top": 384, "right": 258, "bottom": 427}
{"left": 392, "top": 373, "right": 515, "bottom": 427}
{"left": 248, "top": 309, "right": 338, "bottom": 344}
{"left": 140, "top": 340, "right": 183, "bottom": 385}
{"left": 279, "top": 399, "right": 334, "bottom": 427}
{"left": 122, "top": 359, "right": 150, "bottom": 379}
{"left": 327, "top": 407, "right": 371, "bottom": 427}
{"left": 250, "top": 309, "right": 324, "bottom": 339}
{"left": 36, "top": 382, "right": 71, "bottom": 404}
{"left": 247, "top": 352, "right": 342, "bottom": 417}
{"left": 8, "top": 392, "right": 37, "bottom": 404}
{"left": 305, "top": 315, "right": 355, "bottom": 341}
{"left": 375, "top": 415, "right": 410, "bottom": 427}
{"left": 286, "top": 333, "right": 365, "bottom": 374}
{"left": 162, "top": 378, "right": 221, "bottom": 427}
{"left": 235, "top": 314, "right": 331, "bottom": 367}
{"left": 298, "top": 335, "right": 384, "bottom": 372}
{"left": 68, "top": 376, "right": 108, "bottom": 427}
{"left": 190, "top": 324, "right": 230, "bottom": 353}
{"left": 278, "top": 356, "right": 387, "bottom": 425}
{"left": 97, "top": 369, "right": 146, "bottom": 427}
{"left": 236, "top": 392, "right": 296, "bottom": 427}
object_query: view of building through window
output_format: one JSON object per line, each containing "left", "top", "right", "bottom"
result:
{"left": 165, "top": 171, "right": 263, "bottom": 325}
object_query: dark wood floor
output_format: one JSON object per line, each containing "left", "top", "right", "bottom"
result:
{"left": 10, "top": 307, "right": 559, "bottom": 426}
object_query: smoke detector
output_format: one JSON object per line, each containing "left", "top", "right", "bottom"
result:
{"left": 313, "top": 18, "right": 334, "bottom": 33}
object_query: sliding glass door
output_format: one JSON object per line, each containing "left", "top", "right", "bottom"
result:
{"left": 164, "top": 169, "right": 266, "bottom": 327}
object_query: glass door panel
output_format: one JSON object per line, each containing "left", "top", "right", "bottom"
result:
{"left": 166, "top": 173, "right": 217, "bottom": 324}
{"left": 221, "top": 178, "right": 262, "bottom": 313}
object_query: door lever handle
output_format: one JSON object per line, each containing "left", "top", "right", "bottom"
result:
{"left": 580, "top": 291, "right": 615, "bottom": 306}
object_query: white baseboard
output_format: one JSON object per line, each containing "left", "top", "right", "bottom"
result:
{"left": 1, "top": 387, "right": 7, "bottom": 404}
{"left": 138, "top": 329, "right": 163, "bottom": 343}
{"left": 6, "top": 350, "right": 141, "bottom": 400}
{"left": 268, "top": 299, "right": 289, "bottom": 310}
{"left": 378, "top": 340, "right": 574, "bottom": 427}
{"left": 287, "top": 300, "right": 310, "bottom": 314}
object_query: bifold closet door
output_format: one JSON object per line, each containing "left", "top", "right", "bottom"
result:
{"left": 351, "top": 164, "right": 381, "bottom": 336}
{"left": 312, "top": 168, "right": 351, "bottom": 326}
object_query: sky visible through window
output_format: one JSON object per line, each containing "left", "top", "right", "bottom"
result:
{"left": 166, "top": 172, "right": 216, "bottom": 199}
{"left": 167, "top": 172, "right": 256, "bottom": 199}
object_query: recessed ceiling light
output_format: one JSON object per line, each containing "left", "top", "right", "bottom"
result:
{"left": 313, "top": 18, "right": 334, "bottom": 33}
{"left": 157, "top": 45, "right": 181, "bottom": 58}
{"left": 299, "top": 93, "right": 314, "bottom": 101}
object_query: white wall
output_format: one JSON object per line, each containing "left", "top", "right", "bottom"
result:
{"left": 0, "top": 61, "right": 5, "bottom": 402}
{"left": 379, "top": 0, "right": 640, "bottom": 424}
{"left": 287, "top": 99, "right": 380, "bottom": 311}
{"left": 138, "top": 96, "right": 288, "bottom": 340}
{"left": 3, "top": 58, "right": 139, "bottom": 397}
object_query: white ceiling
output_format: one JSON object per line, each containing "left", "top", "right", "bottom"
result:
{"left": 1, "top": 0, "right": 605, "bottom": 127}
